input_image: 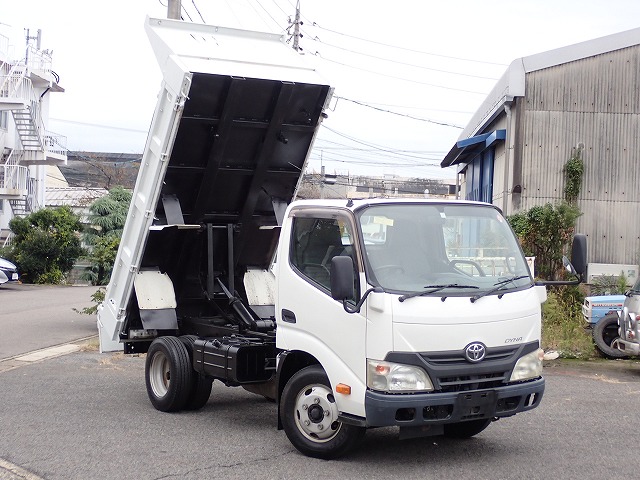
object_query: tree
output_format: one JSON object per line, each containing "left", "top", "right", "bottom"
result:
{"left": 82, "top": 186, "right": 132, "bottom": 285}
{"left": 8, "top": 206, "right": 84, "bottom": 284}
{"left": 508, "top": 202, "right": 582, "bottom": 280}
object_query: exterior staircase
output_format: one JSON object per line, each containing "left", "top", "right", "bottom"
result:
{"left": 0, "top": 61, "right": 66, "bottom": 165}
{"left": 0, "top": 47, "right": 66, "bottom": 225}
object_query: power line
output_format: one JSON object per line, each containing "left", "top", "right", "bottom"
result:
{"left": 312, "top": 52, "right": 488, "bottom": 95}
{"left": 254, "top": 0, "right": 287, "bottom": 31}
{"left": 311, "top": 144, "right": 444, "bottom": 165}
{"left": 308, "top": 37, "right": 499, "bottom": 81}
{"left": 269, "top": 0, "right": 290, "bottom": 18}
{"left": 309, "top": 152, "right": 441, "bottom": 168}
{"left": 50, "top": 118, "right": 148, "bottom": 133}
{"left": 318, "top": 126, "right": 448, "bottom": 162}
{"left": 191, "top": 0, "right": 206, "bottom": 23}
{"left": 311, "top": 22, "right": 508, "bottom": 67}
{"left": 315, "top": 138, "right": 446, "bottom": 155}
{"left": 321, "top": 124, "right": 440, "bottom": 157}
{"left": 331, "top": 99, "right": 474, "bottom": 113}
{"left": 334, "top": 96, "right": 463, "bottom": 128}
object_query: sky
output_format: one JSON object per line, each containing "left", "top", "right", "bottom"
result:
{"left": 2, "top": 0, "right": 640, "bottom": 182}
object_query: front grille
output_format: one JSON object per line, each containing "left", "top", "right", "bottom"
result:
{"left": 421, "top": 345, "right": 519, "bottom": 366}
{"left": 386, "top": 342, "right": 538, "bottom": 394}
{"left": 418, "top": 345, "right": 519, "bottom": 392}
{"left": 438, "top": 372, "right": 507, "bottom": 392}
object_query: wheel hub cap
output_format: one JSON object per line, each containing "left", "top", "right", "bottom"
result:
{"left": 294, "top": 384, "right": 341, "bottom": 442}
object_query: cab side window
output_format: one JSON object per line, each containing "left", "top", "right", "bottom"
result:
{"left": 290, "top": 217, "right": 357, "bottom": 297}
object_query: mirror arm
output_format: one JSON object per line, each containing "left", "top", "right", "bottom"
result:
{"left": 342, "top": 287, "right": 384, "bottom": 314}
{"left": 535, "top": 273, "right": 584, "bottom": 286}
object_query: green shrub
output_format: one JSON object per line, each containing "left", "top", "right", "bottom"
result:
{"left": 8, "top": 206, "right": 84, "bottom": 284}
{"left": 591, "top": 272, "right": 628, "bottom": 295}
{"left": 73, "top": 287, "right": 106, "bottom": 315}
{"left": 82, "top": 187, "right": 132, "bottom": 285}
{"left": 542, "top": 286, "right": 595, "bottom": 358}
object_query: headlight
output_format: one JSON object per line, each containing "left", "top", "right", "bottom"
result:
{"left": 510, "top": 348, "right": 544, "bottom": 382}
{"left": 367, "top": 359, "right": 433, "bottom": 392}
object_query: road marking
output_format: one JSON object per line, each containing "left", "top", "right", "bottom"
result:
{"left": 0, "top": 335, "right": 98, "bottom": 372}
{"left": 0, "top": 458, "right": 44, "bottom": 480}
{"left": 14, "top": 344, "right": 80, "bottom": 362}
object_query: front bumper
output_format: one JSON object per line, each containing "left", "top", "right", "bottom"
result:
{"left": 364, "top": 378, "right": 544, "bottom": 427}
{"left": 0, "top": 268, "right": 19, "bottom": 282}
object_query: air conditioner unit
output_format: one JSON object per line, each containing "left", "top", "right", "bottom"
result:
{"left": 587, "top": 263, "right": 639, "bottom": 285}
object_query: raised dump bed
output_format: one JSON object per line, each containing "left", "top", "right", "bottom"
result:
{"left": 98, "top": 17, "right": 331, "bottom": 352}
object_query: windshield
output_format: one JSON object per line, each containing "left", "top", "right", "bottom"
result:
{"left": 357, "top": 203, "right": 532, "bottom": 297}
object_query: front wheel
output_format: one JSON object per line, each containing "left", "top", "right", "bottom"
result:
{"left": 280, "top": 365, "right": 365, "bottom": 459}
{"left": 593, "top": 313, "right": 628, "bottom": 359}
{"left": 443, "top": 419, "right": 491, "bottom": 438}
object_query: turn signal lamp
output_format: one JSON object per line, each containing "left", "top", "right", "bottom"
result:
{"left": 336, "top": 383, "right": 351, "bottom": 395}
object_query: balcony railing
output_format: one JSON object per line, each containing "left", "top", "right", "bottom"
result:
{"left": 25, "top": 45, "right": 52, "bottom": 77}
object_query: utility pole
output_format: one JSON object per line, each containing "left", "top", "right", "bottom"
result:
{"left": 292, "top": 0, "right": 302, "bottom": 52}
{"left": 24, "top": 28, "right": 41, "bottom": 65}
{"left": 168, "top": 0, "right": 182, "bottom": 20}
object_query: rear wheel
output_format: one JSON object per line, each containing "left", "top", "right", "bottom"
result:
{"left": 443, "top": 419, "right": 491, "bottom": 438}
{"left": 179, "top": 335, "right": 213, "bottom": 410}
{"left": 593, "top": 313, "right": 628, "bottom": 359}
{"left": 280, "top": 365, "right": 365, "bottom": 459}
{"left": 145, "top": 336, "right": 192, "bottom": 412}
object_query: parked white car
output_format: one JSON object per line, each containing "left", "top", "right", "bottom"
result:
{"left": 0, "top": 258, "right": 19, "bottom": 284}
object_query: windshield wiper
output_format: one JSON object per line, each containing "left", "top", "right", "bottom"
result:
{"left": 399, "top": 284, "right": 479, "bottom": 302}
{"left": 470, "top": 275, "right": 531, "bottom": 303}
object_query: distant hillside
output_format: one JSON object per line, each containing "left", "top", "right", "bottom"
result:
{"left": 60, "top": 152, "right": 141, "bottom": 189}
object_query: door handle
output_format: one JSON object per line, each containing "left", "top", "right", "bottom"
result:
{"left": 281, "top": 309, "right": 296, "bottom": 323}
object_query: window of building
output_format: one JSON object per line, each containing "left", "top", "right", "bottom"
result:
{"left": 466, "top": 148, "right": 494, "bottom": 203}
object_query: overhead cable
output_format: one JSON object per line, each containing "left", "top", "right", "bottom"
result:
{"left": 311, "top": 22, "right": 508, "bottom": 66}
{"left": 309, "top": 37, "right": 499, "bottom": 81}
{"left": 313, "top": 53, "right": 487, "bottom": 95}
{"left": 334, "top": 96, "right": 463, "bottom": 128}
{"left": 321, "top": 125, "right": 449, "bottom": 161}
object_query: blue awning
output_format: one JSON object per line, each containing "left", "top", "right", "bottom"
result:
{"left": 441, "top": 129, "right": 506, "bottom": 168}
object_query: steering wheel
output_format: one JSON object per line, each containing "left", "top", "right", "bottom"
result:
{"left": 374, "top": 265, "right": 405, "bottom": 276}
{"left": 450, "top": 259, "right": 486, "bottom": 277}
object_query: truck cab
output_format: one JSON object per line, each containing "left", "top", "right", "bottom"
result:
{"left": 275, "top": 199, "right": 548, "bottom": 447}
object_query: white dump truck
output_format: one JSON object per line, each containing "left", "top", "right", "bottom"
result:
{"left": 97, "top": 17, "right": 587, "bottom": 459}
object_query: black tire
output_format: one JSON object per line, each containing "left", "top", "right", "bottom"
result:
{"left": 593, "top": 313, "right": 629, "bottom": 359}
{"left": 145, "top": 336, "right": 193, "bottom": 412}
{"left": 443, "top": 419, "right": 491, "bottom": 439}
{"left": 179, "top": 335, "right": 213, "bottom": 410}
{"left": 280, "top": 365, "right": 365, "bottom": 459}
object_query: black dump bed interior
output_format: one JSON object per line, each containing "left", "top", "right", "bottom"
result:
{"left": 140, "top": 72, "right": 330, "bottom": 310}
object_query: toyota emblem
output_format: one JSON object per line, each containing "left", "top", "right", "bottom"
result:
{"left": 464, "top": 342, "right": 486, "bottom": 363}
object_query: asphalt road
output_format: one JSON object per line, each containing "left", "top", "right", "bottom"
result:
{"left": 1, "top": 285, "right": 640, "bottom": 479}
{"left": 0, "top": 283, "right": 97, "bottom": 359}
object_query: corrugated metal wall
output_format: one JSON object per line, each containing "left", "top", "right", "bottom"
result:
{"left": 517, "top": 45, "right": 640, "bottom": 264}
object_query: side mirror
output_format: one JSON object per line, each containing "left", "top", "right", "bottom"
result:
{"left": 570, "top": 234, "right": 587, "bottom": 276}
{"left": 330, "top": 256, "right": 355, "bottom": 301}
{"left": 331, "top": 255, "right": 383, "bottom": 314}
{"left": 535, "top": 234, "right": 588, "bottom": 286}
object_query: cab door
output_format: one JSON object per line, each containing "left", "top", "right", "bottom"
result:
{"left": 276, "top": 208, "right": 367, "bottom": 416}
